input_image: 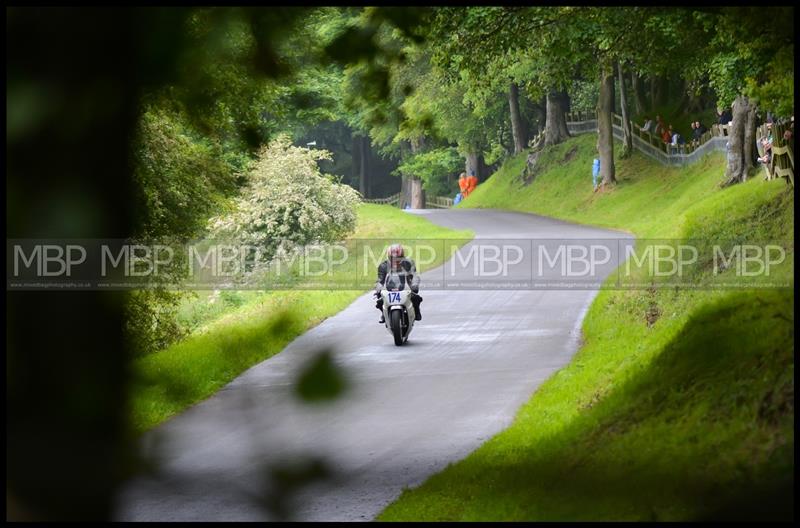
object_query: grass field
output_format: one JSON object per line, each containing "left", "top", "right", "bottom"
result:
{"left": 379, "top": 134, "right": 794, "bottom": 521}
{"left": 129, "top": 203, "right": 473, "bottom": 433}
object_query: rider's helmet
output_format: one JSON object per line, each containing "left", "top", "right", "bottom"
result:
{"left": 388, "top": 243, "right": 404, "bottom": 270}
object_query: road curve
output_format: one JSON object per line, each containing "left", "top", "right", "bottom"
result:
{"left": 115, "top": 208, "right": 631, "bottom": 521}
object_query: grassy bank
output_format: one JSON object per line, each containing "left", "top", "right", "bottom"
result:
{"left": 380, "top": 134, "right": 794, "bottom": 520}
{"left": 130, "top": 204, "right": 473, "bottom": 433}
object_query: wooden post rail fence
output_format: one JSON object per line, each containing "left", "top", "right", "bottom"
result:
{"left": 425, "top": 195, "right": 454, "bottom": 209}
{"left": 362, "top": 192, "right": 400, "bottom": 206}
{"left": 564, "top": 110, "right": 793, "bottom": 186}
{"left": 362, "top": 192, "right": 455, "bottom": 209}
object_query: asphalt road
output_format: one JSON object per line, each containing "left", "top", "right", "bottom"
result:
{"left": 115, "top": 209, "right": 631, "bottom": 521}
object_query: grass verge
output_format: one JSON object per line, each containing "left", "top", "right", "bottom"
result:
{"left": 379, "top": 134, "right": 794, "bottom": 520}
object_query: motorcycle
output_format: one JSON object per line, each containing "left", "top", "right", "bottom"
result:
{"left": 377, "top": 272, "right": 416, "bottom": 346}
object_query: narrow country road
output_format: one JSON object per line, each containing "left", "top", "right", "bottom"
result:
{"left": 115, "top": 209, "right": 632, "bottom": 521}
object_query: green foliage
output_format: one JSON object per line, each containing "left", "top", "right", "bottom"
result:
{"left": 335, "top": 9, "right": 433, "bottom": 145}
{"left": 700, "top": 7, "right": 794, "bottom": 115}
{"left": 569, "top": 79, "right": 599, "bottom": 114}
{"left": 124, "top": 289, "right": 188, "bottom": 359}
{"left": 393, "top": 147, "right": 462, "bottom": 196}
{"left": 129, "top": 103, "right": 241, "bottom": 357}
{"left": 744, "top": 46, "right": 794, "bottom": 117}
{"left": 133, "top": 104, "right": 237, "bottom": 239}
{"left": 208, "top": 135, "right": 361, "bottom": 257}
{"left": 295, "top": 351, "right": 349, "bottom": 403}
{"left": 705, "top": 52, "right": 757, "bottom": 110}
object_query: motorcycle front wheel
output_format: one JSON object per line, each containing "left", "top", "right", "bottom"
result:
{"left": 390, "top": 309, "right": 404, "bottom": 346}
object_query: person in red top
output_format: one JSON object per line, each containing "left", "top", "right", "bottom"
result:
{"left": 465, "top": 171, "right": 478, "bottom": 198}
{"left": 661, "top": 125, "right": 673, "bottom": 144}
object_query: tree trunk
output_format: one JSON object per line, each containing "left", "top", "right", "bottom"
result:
{"left": 617, "top": 61, "right": 633, "bottom": 158}
{"left": 743, "top": 103, "right": 757, "bottom": 172}
{"left": 400, "top": 175, "right": 410, "bottom": 208}
{"left": 534, "top": 96, "right": 547, "bottom": 137}
{"left": 723, "top": 94, "right": 755, "bottom": 186}
{"left": 465, "top": 151, "right": 479, "bottom": 179}
{"left": 559, "top": 91, "right": 571, "bottom": 135}
{"left": 597, "top": 63, "right": 616, "bottom": 187}
{"left": 410, "top": 177, "right": 424, "bottom": 209}
{"left": 631, "top": 71, "right": 646, "bottom": 115}
{"left": 358, "top": 135, "right": 369, "bottom": 197}
{"left": 408, "top": 138, "right": 425, "bottom": 208}
{"left": 508, "top": 82, "right": 527, "bottom": 155}
{"left": 545, "top": 90, "right": 570, "bottom": 146}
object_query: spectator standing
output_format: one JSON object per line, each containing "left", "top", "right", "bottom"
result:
{"left": 696, "top": 121, "right": 707, "bottom": 136}
{"left": 640, "top": 117, "right": 654, "bottom": 134}
{"left": 661, "top": 124, "right": 673, "bottom": 144}
{"left": 465, "top": 171, "right": 478, "bottom": 198}
{"left": 757, "top": 122, "right": 774, "bottom": 164}
{"left": 671, "top": 129, "right": 686, "bottom": 154}
{"left": 718, "top": 107, "right": 732, "bottom": 125}
{"left": 691, "top": 121, "right": 704, "bottom": 146}
{"left": 655, "top": 114, "right": 666, "bottom": 135}
{"left": 458, "top": 172, "right": 468, "bottom": 198}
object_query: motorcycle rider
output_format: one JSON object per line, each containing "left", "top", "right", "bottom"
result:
{"left": 374, "top": 243, "right": 422, "bottom": 323}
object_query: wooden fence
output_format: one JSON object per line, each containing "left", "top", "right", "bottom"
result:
{"left": 362, "top": 192, "right": 455, "bottom": 209}
{"left": 565, "top": 110, "right": 793, "bottom": 185}
{"left": 567, "top": 111, "right": 723, "bottom": 157}
{"left": 363, "top": 192, "right": 399, "bottom": 206}
{"left": 425, "top": 195, "right": 454, "bottom": 209}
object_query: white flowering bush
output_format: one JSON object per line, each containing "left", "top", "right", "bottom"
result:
{"left": 209, "top": 134, "right": 360, "bottom": 259}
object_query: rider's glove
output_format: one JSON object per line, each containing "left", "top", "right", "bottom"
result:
{"left": 411, "top": 285, "right": 419, "bottom": 294}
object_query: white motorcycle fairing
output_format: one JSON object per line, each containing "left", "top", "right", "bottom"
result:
{"left": 381, "top": 286, "right": 415, "bottom": 346}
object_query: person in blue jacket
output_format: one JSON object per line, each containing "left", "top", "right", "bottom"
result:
{"left": 592, "top": 158, "right": 601, "bottom": 190}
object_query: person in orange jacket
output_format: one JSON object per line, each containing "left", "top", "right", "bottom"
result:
{"left": 466, "top": 171, "right": 478, "bottom": 197}
{"left": 458, "top": 172, "right": 469, "bottom": 198}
